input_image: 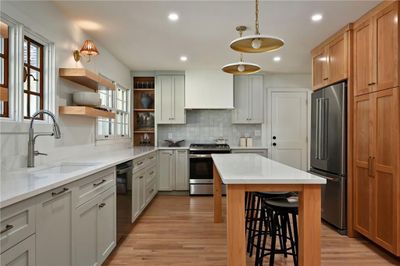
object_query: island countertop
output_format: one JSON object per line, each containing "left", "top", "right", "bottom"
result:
{"left": 211, "top": 153, "right": 326, "bottom": 185}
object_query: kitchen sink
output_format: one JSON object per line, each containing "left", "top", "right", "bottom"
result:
{"left": 31, "top": 162, "right": 100, "bottom": 176}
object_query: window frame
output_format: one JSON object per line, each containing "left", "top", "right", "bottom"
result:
{"left": 0, "top": 22, "right": 9, "bottom": 117}
{"left": 96, "top": 81, "right": 131, "bottom": 141}
{"left": 23, "top": 35, "right": 44, "bottom": 120}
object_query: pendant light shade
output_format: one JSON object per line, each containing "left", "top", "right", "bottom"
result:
{"left": 222, "top": 61, "right": 261, "bottom": 75}
{"left": 230, "top": 34, "right": 284, "bottom": 53}
{"left": 230, "top": 0, "right": 284, "bottom": 53}
{"left": 223, "top": 26, "right": 261, "bottom": 75}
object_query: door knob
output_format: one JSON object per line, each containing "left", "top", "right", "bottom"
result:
{"left": 272, "top": 143, "right": 277, "bottom": 146}
{"left": 272, "top": 136, "right": 276, "bottom": 140}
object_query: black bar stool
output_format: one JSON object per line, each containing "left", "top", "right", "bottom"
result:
{"left": 245, "top": 192, "right": 292, "bottom": 257}
{"left": 254, "top": 197, "right": 299, "bottom": 266}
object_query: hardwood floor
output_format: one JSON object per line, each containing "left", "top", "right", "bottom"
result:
{"left": 105, "top": 195, "right": 400, "bottom": 266}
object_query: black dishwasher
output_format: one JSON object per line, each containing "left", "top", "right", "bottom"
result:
{"left": 116, "top": 161, "right": 133, "bottom": 243}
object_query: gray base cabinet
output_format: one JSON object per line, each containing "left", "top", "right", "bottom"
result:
{"left": 132, "top": 169, "right": 146, "bottom": 221}
{"left": 73, "top": 186, "right": 116, "bottom": 266}
{"left": 35, "top": 186, "right": 72, "bottom": 266}
{"left": 158, "top": 150, "right": 188, "bottom": 191}
{"left": 0, "top": 234, "right": 35, "bottom": 266}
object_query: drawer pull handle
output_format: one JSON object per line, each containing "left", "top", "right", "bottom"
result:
{"left": 139, "top": 176, "right": 144, "bottom": 179}
{"left": 149, "top": 171, "right": 154, "bottom": 175}
{"left": 52, "top": 188, "right": 69, "bottom": 196}
{"left": 1, "top": 224, "right": 14, "bottom": 234}
{"left": 368, "top": 82, "right": 376, "bottom": 86}
{"left": 137, "top": 161, "right": 144, "bottom": 166}
{"left": 148, "top": 157, "right": 154, "bottom": 160}
{"left": 93, "top": 179, "right": 106, "bottom": 187}
{"left": 99, "top": 203, "right": 106, "bottom": 208}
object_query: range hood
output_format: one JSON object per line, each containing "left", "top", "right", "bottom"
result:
{"left": 185, "top": 70, "right": 234, "bottom": 109}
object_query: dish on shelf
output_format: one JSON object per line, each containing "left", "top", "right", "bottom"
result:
{"left": 73, "top": 91, "right": 101, "bottom": 107}
{"left": 136, "top": 112, "right": 154, "bottom": 130}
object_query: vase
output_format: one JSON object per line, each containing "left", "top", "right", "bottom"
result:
{"left": 140, "top": 93, "right": 153, "bottom": 109}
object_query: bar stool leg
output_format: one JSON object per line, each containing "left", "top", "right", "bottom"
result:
{"left": 292, "top": 213, "right": 299, "bottom": 266}
{"left": 254, "top": 207, "right": 265, "bottom": 266}
{"left": 249, "top": 194, "right": 261, "bottom": 256}
{"left": 269, "top": 213, "right": 278, "bottom": 266}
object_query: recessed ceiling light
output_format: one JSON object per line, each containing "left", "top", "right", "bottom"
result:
{"left": 168, "top": 13, "right": 179, "bottom": 21}
{"left": 311, "top": 14, "right": 323, "bottom": 22}
{"left": 273, "top": 56, "right": 281, "bottom": 62}
{"left": 180, "top": 56, "right": 188, "bottom": 62}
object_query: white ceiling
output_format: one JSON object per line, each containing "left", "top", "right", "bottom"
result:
{"left": 53, "top": 0, "right": 379, "bottom": 74}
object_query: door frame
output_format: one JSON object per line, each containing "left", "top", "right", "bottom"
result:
{"left": 264, "top": 88, "right": 312, "bottom": 169}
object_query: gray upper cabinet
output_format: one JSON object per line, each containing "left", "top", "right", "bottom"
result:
{"left": 156, "top": 75, "right": 185, "bottom": 124}
{"left": 232, "top": 75, "right": 264, "bottom": 124}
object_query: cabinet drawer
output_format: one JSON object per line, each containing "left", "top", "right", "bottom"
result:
{"left": 146, "top": 152, "right": 157, "bottom": 166}
{"left": 73, "top": 167, "right": 115, "bottom": 207}
{"left": 133, "top": 156, "right": 147, "bottom": 171}
{"left": 0, "top": 200, "right": 35, "bottom": 253}
{"left": 145, "top": 166, "right": 157, "bottom": 187}
{"left": 145, "top": 181, "right": 157, "bottom": 204}
{"left": 0, "top": 234, "right": 35, "bottom": 265}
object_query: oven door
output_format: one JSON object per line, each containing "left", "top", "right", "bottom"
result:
{"left": 189, "top": 154, "right": 213, "bottom": 183}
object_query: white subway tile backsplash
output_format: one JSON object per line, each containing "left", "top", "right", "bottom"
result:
{"left": 157, "top": 110, "right": 262, "bottom": 147}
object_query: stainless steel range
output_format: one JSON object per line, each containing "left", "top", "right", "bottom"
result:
{"left": 189, "top": 143, "right": 231, "bottom": 195}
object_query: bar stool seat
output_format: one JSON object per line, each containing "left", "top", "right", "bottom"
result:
{"left": 254, "top": 197, "right": 299, "bottom": 266}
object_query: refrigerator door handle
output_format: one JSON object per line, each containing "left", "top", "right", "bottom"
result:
{"left": 321, "top": 98, "right": 329, "bottom": 160}
{"left": 318, "top": 98, "right": 323, "bottom": 160}
{"left": 314, "top": 99, "right": 320, "bottom": 159}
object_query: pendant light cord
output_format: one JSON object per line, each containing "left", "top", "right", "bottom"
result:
{"left": 255, "top": 0, "right": 260, "bottom": 35}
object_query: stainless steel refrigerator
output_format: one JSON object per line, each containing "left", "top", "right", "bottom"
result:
{"left": 310, "top": 81, "right": 347, "bottom": 234}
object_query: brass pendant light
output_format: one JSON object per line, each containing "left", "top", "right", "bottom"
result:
{"left": 230, "top": 0, "right": 284, "bottom": 53}
{"left": 222, "top": 26, "right": 261, "bottom": 75}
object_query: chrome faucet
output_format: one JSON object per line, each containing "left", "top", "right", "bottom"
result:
{"left": 27, "top": 110, "right": 61, "bottom": 168}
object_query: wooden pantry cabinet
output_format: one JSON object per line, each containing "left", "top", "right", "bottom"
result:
{"left": 352, "top": 1, "right": 400, "bottom": 256}
{"left": 311, "top": 25, "right": 351, "bottom": 90}
{"left": 353, "top": 88, "right": 400, "bottom": 254}
{"left": 353, "top": 1, "right": 399, "bottom": 96}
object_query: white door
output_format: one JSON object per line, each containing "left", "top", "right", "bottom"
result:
{"left": 270, "top": 91, "right": 308, "bottom": 170}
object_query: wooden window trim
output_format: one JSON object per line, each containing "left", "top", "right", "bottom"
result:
{"left": 0, "top": 33, "right": 9, "bottom": 117}
{"left": 24, "top": 35, "right": 44, "bottom": 119}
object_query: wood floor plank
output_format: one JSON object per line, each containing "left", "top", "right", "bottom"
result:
{"left": 105, "top": 195, "right": 400, "bottom": 266}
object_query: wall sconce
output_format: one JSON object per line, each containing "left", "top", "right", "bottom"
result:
{"left": 73, "top": 40, "right": 99, "bottom": 62}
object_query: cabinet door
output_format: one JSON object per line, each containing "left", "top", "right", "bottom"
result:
{"left": 172, "top": 75, "right": 185, "bottom": 124}
{"left": 156, "top": 75, "right": 173, "bottom": 124}
{"left": 0, "top": 234, "right": 35, "bottom": 266}
{"left": 73, "top": 197, "right": 98, "bottom": 266}
{"left": 97, "top": 187, "right": 116, "bottom": 264}
{"left": 312, "top": 48, "right": 328, "bottom": 90}
{"left": 158, "top": 150, "right": 175, "bottom": 191}
{"left": 371, "top": 88, "right": 399, "bottom": 252}
{"left": 353, "top": 94, "right": 373, "bottom": 237}
{"left": 36, "top": 187, "right": 72, "bottom": 266}
{"left": 132, "top": 169, "right": 146, "bottom": 219}
{"left": 175, "top": 150, "right": 188, "bottom": 190}
{"left": 249, "top": 75, "right": 264, "bottom": 123}
{"left": 328, "top": 35, "right": 347, "bottom": 83}
{"left": 232, "top": 76, "right": 250, "bottom": 123}
{"left": 353, "top": 19, "right": 373, "bottom": 96}
{"left": 374, "top": 2, "right": 398, "bottom": 92}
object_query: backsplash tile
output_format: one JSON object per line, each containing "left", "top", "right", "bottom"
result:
{"left": 157, "top": 110, "right": 262, "bottom": 147}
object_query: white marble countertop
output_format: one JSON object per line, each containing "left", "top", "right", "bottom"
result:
{"left": 157, "top": 146, "right": 189, "bottom": 150}
{"left": 0, "top": 147, "right": 157, "bottom": 208}
{"left": 211, "top": 153, "right": 326, "bottom": 185}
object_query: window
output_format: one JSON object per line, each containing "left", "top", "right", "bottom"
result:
{"left": 115, "top": 86, "right": 130, "bottom": 137}
{"left": 0, "top": 21, "right": 9, "bottom": 117}
{"left": 97, "top": 86, "right": 114, "bottom": 139}
{"left": 97, "top": 83, "right": 130, "bottom": 140}
{"left": 23, "top": 36, "right": 44, "bottom": 119}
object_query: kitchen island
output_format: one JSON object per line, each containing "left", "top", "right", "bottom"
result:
{"left": 212, "top": 153, "right": 326, "bottom": 266}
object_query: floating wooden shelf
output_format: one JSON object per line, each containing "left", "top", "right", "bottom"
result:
{"left": 59, "top": 106, "right": 115, "bottom": 118}
{"left": 134, "top": 130, "right": 155, "bottom": 134}
{"left": 133, "top": 88, "right": 155, "bottom": 91}
{"left": 0, "top": 86, "right": 8, "bottom": 102}
{"left": 134, "top": 109, "right": 155, "bottom": 112}
{"left": 59, "top": 68, "right": 116, "bottom": 91}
